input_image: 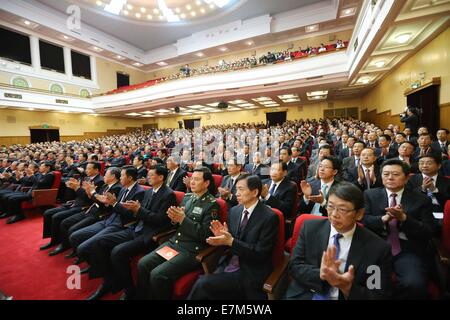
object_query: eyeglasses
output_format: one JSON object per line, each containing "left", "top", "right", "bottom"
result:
{"left": 326, "top": 204, "right": 355, "bottom": 215}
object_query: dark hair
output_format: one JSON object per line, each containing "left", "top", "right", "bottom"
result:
{"left": 81, "top": 153, "right": 88, "bottom": 160}
{"left": 121, "top": 165, "right": 138, "bottom": 181}
{"left": 319, "top": 144, "right": 333, "bottom": 153}
{"left": 193, "top": 166, "right": 215, "bottom": 194}
{"left": 135, "top": 156, "right": 144, "bottom": 164}
{"left": 321, "top": 156, "right": 342, "bottom": 173}
{"left": 353, "top": 141, "right": 366, "bottom": 148}
{"left": 396, "top": 132, "right": 406, "bottom": 138}
{"left": 272, "top": 161, "right": 288, "bottom": 171}
{"left": 88, "top": 161, "right": 101, "bottom": 172}
{"left": 159, "top": 148, "right": 168, "bottom": 156}
{"left": 418, "top": 153, "right": 442, "bottom": 165}
{"left": 379, "top": 134, "right": 391, "bottom": 142}
{"left": 236, "top": 173, "right": 262, "bottom": 197}
{"left": 381, "top": 159, "right": 410, "bottom": 176}
{"left": 150, "top": 165, "right": 168, "bottom": 180}
{"left": 107, "top": 167, "right": 121, "bottom": 180}
{"left": 419, "top": 133, "right": 432, "bottom": 140}
{"left": 280, "top": 147, "right": 292, "bottom": 156}
{"left": 90, "top": 154, "right": 99, "bottom": 162}
{"left": 437, "top": 128, "right": 449, "bottom": 134}
{"left": 227, "top": 158, "right": 242, "bottom": 166}
{"left": 399, "top": 141, "right": 415, "bottom": 149}
{"left": 328, "top": 181, "right": 364, "bottom": 210}
{"left": 152, "top": 157, "right": 164, "bottom": 164}
{"left": 42, "top": 161, "right": 53, "bottom": 170}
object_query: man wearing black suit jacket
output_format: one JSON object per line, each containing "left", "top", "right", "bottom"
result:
{"left": 260, "top": 162, "right": 297, "bottom": 218}
{"left": 280, "top": 147, "right": 302, "bottom": 184}
{"left": 407, "top": 154, "right": 449, "bottom": 213}
{"left": 4, "top": 162, "right": 55, "bottom": 224}
{"left": 60, "top": 167, "right": 122, "bottom": 259}
{"left": 216, "top": 158, "right": 242, "bottom": 209}
{"left": 346, "top": 148, "right": 382, "bottom": 191}
{"left": 363, "top": 159, "right": 435, "bottom": 299}
{"left": 432, "top": 128, "right": 449, "bottom": 158}
{"left": 375, "top": 134, "right": 398, "bottom": 163}
{"left": 86, "top": 165, "right": 177, "bottom": 300}
{"left": 166, "top": 156, "right": 187, "bottom": 192}
{"left": 413, "top": 133, "right": 441, "bottom": 160}
{"left": 244, "top": 152, "right": 269, "bottom": 180}
{"left": 286, "top": 182, "right": 392, "bottom": 300}
{"left": 42, "top": 163, "right": 104, "bottom": 256}
{"left": 133, "top": 156, "right": 148, "bottom": 180}
{"left": 189, "top": 174, "right": 279, "bottom": 299}
{"left": 299, "top": 156, "right": 341, "bottom": 216}
{"left": 400, "top": 108, "right": 419, "bottom": 136}
{"left": 69, "top": 166, "right": 145, "bottom": 267}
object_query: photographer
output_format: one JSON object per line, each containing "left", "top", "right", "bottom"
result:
{"left": 400, "top": 106, "right": 419, "bottom": 137}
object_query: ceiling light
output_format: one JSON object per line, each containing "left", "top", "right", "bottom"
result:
{"left": 141, "top": 111, "right": 154, "bottom": 114}
{"left": 359, "top": 78, "right": 371, "bottom": 84}
{"left": 195, "top": 52, "right": 205, "bottom": 57}
{"left": 147, "top": 14, "right": 153, "bottom": 19}
{"left": 132, "top": 62, "right": 143, "bottom": 67}
{"left": 340, "top": 7, "right": 356, "bottom": 17}
{"left": 228, "top": 100, "right": 247, "bottom": 104}
{"left": 126, "top": 4, "right": 133, "bottom": 10}
{"left": 92, "top": 46, "right": 103, "bottom": 52}
{"left": 395, "top": 33, "right": 412, "bottom": 44}
{"left": 305, "top": 24, "right": 318, "bottom": 32}
{"left": 278, "top": 94, "right": 298, "bottom": 99}
{"left": 175, "top": 8, "right": 181, "bottom": 13}
{"left": 200, "top": 8, "right": 206, "bottom": 13}
{"left": 207, "top": 102, "right": 220, "bottom": 107}
{"left": 24, "top": 20, "right": 31, "bottom": 25}
{"left": 259, "top": 101, "right": 277, "bottom": 105}
{"left": 252, "top": 97, "right": 272, "bottom": 102}
{"left": 307, "top": 90, "right": 328, "bottom": 96}
{"left": 374, "top": 60, "right": 385, "bottom": 68}
{"left": 264, "top": 104, "right": 280, "bottom": 107}
{"left": 156, "top": 61, "right": 168, "bottom": 66}
{"left": 105, "top": 0, "right": 127, "bottom": 15}
{"left": 96, "top": 1, "right": 103, "bottom": 6}
{"left": 28, "top": 107, "right": 35, "bottom": 111}
{"left": 246, "top": 41, "right": 254, "bottom": 46}
{"left": 153, "top": 8, "right": 160, "bottom": 14}
{"left": 219, "top": 47, "right": 228, "bottom": 52}
{"left": 209, "top": 3, "right": 215, "bottom": 9}
{"left": 196, "top": 0, "right": 202, "bottom": 5}
{"left": 282, "top": 98, "right": 301, "bottom": 103}
{"left": 125, "top": 113, "right": 141, "bottom": 116}
{"left": 187, "top": 105, "right": 204, "bottom": 109}
{"left": 141, "top": 115, "right": 154, "bottom": 118}
{"left": 159, "top": 15, "right": 164, "bottom": 20}
{"left": 191, "top": 11, "right": 197, "bottom": 16}
{"left": 204, "top": 0, "right": 230, "bottom": 8}
{"left": 238, "top": 103, "right": 256, "bottom": 107}
{"left": 123, "top": 10, "right": 129, "bottom": 15}
{"left": 186, "top": 4, "right": 192, "bottom": 10}
{"left": 63, "top": 35, "right": 69, "bottom": 40}
{"left": 156, "top": 109, "right": 170, "bottom": 113}
{"left": 140, "top": 7, "right": 146, "bottom": 13}
{"left": 180, "top": 13, "right": 186, "bottom": 19}
{"left": 135, "top": 13, "right": 141, "bottom": 18}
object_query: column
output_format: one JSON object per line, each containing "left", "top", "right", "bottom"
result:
{"left": 89, "top": 55, "right": 97, "bottom": 83}
{"left": 63, "top": 47, "right": 73, "bottom": 78}
{"left": 29, "top": 35, "right": 41, "bottom": 71}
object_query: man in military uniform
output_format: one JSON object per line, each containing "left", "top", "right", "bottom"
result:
{"left": 136, "top": 167, "right": 219, "bottom": 300}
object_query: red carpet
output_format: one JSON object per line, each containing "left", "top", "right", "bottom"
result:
{"left": 0, "top": 212, "right": 121, "bottom": 300}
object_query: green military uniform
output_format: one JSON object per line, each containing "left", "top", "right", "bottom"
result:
{"left": 136, "top": 191, "right": 219, "bottom": 299}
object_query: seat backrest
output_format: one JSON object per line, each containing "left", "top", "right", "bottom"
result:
{"left": 52, "top": 171, "right": 62, "bottom": 189}
{"left": 187, "top": 172, "right": 193, "bottom": 178}
{"left": 141, "top": 185, "right": 151, "bottom": 191}
{"left": 99, "top": 161, "right": 106, "bottom": 176}
{"left": 174, "top": 191, "right": 185, "bottom": 206}
{"left": 289, "top": 214, "right": 326, "bottom": 254}
{"left": 212, "top": 174, "right": 223, "bottom": 190}
{"left": 271, "top": 208, "right": 286, "bottom": 264}
{"left": 443, "top": 200, "right": 450, "bottom": 254}
{"left": 289, "top": 181, "right": 299, "bottom": 218}
{"left": 215, "top": 198, "right": 228, "bottom": 222}
{"left": 124, "top": 155, "right": 131, "bottom": 165}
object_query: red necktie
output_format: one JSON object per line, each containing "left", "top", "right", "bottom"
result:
{"left": 387, "top": 193, "right": 401, "bottom": 256}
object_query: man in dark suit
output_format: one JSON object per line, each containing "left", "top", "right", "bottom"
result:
{"left": 307, "top": 145, "right": 332, "bottom": 181}
{"left": 432, "top": 128, "right": 449, "bottom": 158}
{"left": 133, "top": 156, "right": 148, "bottom": 180}
{"left": 40, "top": 162, "right": 104, "bottom": 255}
{"left": 407, "top": 154, "right": 449, "bottom": 213}
{"left": 286, "top": 182, "right": 392, "bottom": 300}
{"left": 69, "top": 166, "right": 145, "bottom": 267}
{"left": 400, "top": 107, "right": 419, "bottom": 136}
{"left": 334, "top": 133, "right": 349, "bottom": 158}
{"left": 342, "top": 141, "right": 365, "bottom": 179}
{"left": 363, "top": 159, "right": 435, "bottom": 299}
{"left": 166, "top": 156, "right": 187, "bottom": 192}
{"left": 261, "top": 162, "right": 297, "bottom": 218}
{"left": 280, "top": 147, "right": 303, "bottom": 184}
{"left": 413, "top": 133, "right": 441, "bottom": 160}
{"left": 346, "top": 148, "right": 382, "bottom": 191}
{"left": 136, "top": 167, "right": 220, "bottom": 299}
{"left": 107, "top": 150, "right": 126, "bottom": 168}
{"left": 216, "top": 158, "right": 242, "bottom": 209}
{"left": 3, "top": 162, "right": 55, "bottom": 224}
{"left": 86, "top": 165, "right": 177, "bottom": 300}
{"left": 338, "top": 136, "right": 356, "bottom": 160}
{"left": 244, "top": 152, "right": 269, "bottom": 180}
{"left": 60, "top": 167, "right": 122, "bottom": 260}
{"left": 189, "top": 174, "right": 279, "bottom": 299}
{"left": 375, "top": 134, "right": 398, "bottom": 163}
{"left": 299, "top": 156, "right": 340, "bottom": 216}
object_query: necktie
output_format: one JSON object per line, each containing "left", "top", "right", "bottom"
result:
{"left": 224, "top": 210, "right": 250, "bottom": 273}
{"left": 166, "top": 171, "right": 174, "bottom": 186}
{"left": 120, "top": 188, "right": 130, "bottom": 203}
{"left": 387, "top": 193, "right": 401, "bottom": 256}
{"left": 252, "top": 165, "right": 257, "bottom": 174}
{"left": 269, "top": 183, "right": 277, "bottom": 196}
{"left": 365, "top": 168, "right": 371, "bottom": 189}
{"left": 312, "top": 233, "right": 343, "bottom": 300}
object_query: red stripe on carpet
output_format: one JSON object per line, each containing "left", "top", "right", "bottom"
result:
{"left": 0, "top": 214, "right": 121, "bottom": 300}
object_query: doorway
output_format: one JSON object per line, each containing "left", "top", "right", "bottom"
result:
{"left": 30, "top": 129, "right": 60, "bottom": 143}
{"left": 266, "top": 111, "right": 287, "bottom": 126}
{"left": 184, "top": 118, "right": 201, "bottom": 129}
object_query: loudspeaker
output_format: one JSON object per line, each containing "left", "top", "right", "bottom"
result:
{"left": 217, "top": 101, "right": 228, "bottom": 109}
{"left": 174, "top": 106, "right": 180, "bottom": 113}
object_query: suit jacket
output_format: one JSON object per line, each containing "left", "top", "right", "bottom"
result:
{"left": 89, "top": 182, "right": 122, "bottom": 217}
{"left": 135, "top": 185, "right": 177, "bottom": 245}
{"left": 287, "top": 161, "right": 302, "bottom": 184}
{"left": 298, "top": 179, "right": 339, "bottom": 215}
{"left": 30, "top": 172, "right": 55, "bottom": 192}
{"left": 262, "top": 178, "right": 298, "bottom": 217}
{"left": 339, "top": 148, "right": 351, "bottom": 160}
{"left": 73, "top": 174, "right": 104, "bottom": 207}
{"left": 244, "top": 163, "right": 269, "bottom": 180}
{"left": 286, "top": 219, "right": 392, "bottom": 300}
{"left": 442, "top": 160, "right": 450, "bottom": 176}
{"left": 363, "top": 187, "right": 435, "bottom": 257}
{"left": 109, "top": 156, "right": 126, "bottom": 167}
{"left": 412, "top": 146, "right": 441, "bottom": 161}
{"left": 136, "top": 166, "right": 148, "bottom": 180}
{"left": 106, "top": 183, "right": 146, "bottom": 226}
{"left": 432, "top": 140, "right": 449, "bottom": 155}
{"left": 406, "top": 174, "right": 449, "bottom": 212}
{"left": 223, "top": 202, "right": 279, "bottom": 299}
{"left": 167, "top": 168, "right": 187, "bottom": 192}
{"left": 346, "top": 165, "right": 383, "bottom": 191}
{"left": 216, "top": 174, "right": 240, "bottom": 208}
{"left": 375, "top": 146, "right": 398, "bottom": 164}
{"left": 400, "top": 114, "right": 419, "bottom": 135}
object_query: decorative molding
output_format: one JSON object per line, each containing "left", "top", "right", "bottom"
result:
{"left": 404, "top": 77, "right": 441, "bottom": 96}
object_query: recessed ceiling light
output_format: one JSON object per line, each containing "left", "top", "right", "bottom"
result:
{"left": 135, "top": 13, "right": 141, "bottom": 18}
{"left": 159, "top": 15, "right": 164, "bottom": 20}
{"left": 156, "top": 109, "right": 170, "bottom": 113}
{"left": 186, "top": 4, "right": 192, "bottom": 10}
{"left": 200, "top": 7, "right": 206, "bottom": 13}
{"left": 195, "top": 52, "right": 205, "bottom": 57}
{"left": 238, "top": 103, "right": 256, "bottom": 107}
{"left": 252, "top": 97, "right": 272, "bottom": 102}
{"left": 141, "top": 115, "right": 154, "bottom": 118}
{"left": 374, "top": 60, "right": 385, "bottom": 68}
{"left": 278, "top": 94, "right": 298, "bottom": 99}
{"left": 395, "top": 33, "right": 412, "bottom": 44}
{"left": 140, "top": 7, "right": 146, "bottom": 13}
{"left": 180, "top": 13, "right": 186, "bottom": 19}
{"left": 209, "top": 4, "right": 215, "bottom": 9}
{"left": 125, "top": 113, "right": 141, "bottom": 116}
{"left": 153, "top": 8, "right": 160, "bottom": 14}
{"left": 141, "top": 111, "right": 154, "bottom": 114}
{"left": 259, "top": 101, "right": 277, "bottom": 105}
{"left": 359, "top": 78, "right": 371, "bottom": 84}
{"left": 264, "top": 104, "right": 280, "bottom": 107}
{"left": 228, "top": 100, "right": 247, "bottom": 104}
{"left": 191, "top": 11, "right": 196, "bottom": 16}
{"left": 96, "top": 1, "right": 103, "bottom": 6}
{"left": 147, "top": 14, "right": 153, "bottom": 19}
{"left": 175, "top": 8, "right": 181, "bottom": 13}
{"left": 282, "top": 98, "right": 301, "bottom": 103}
{"left": 219, "top": 47, "right": 228, "bottom": 52}
{"left": 196, "top": 0, "right": 202, "bottom": 5}
{"left": 340, "top": 7, "right": 356, "bottom": 17}
{"left": 126, "top": 4, "right": 133, "bottom": 10}
{"left": 187, "top": 105, "right": 205, "bottom": 109}
{"left": 63, "top": 35, "right": 69, "bottom": 40}
{"left": 305, "top": 24, "right": 318, "bottom": 32}
{"left": 307, "top": 90, "right": 329, "bottom": 96}
{"left": 92, "top": 46, "right": 103, "bottom": 52}
{"left": 156, "top": 61, "right": 168, "bottom": 66}
{"left": 123, "top": 10, "right": 129, "bottom": 15}
{"left": 246, "top": 41, "right": 254, "bottom": 46}
{"left": 133, "top": 62, "right": 143, "bottom": 67}
{"left": 24, "top": 20, "right": 31, "bottom": 25}
{"left": 28, "top": 107, "right": 35, "bottom": 111}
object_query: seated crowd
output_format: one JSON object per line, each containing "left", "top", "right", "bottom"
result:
{"left": 0, "top": 117, "right": 449, "bottom": 300}
{"left": 107, "top": 39, "right": 348, "bottom": 95}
